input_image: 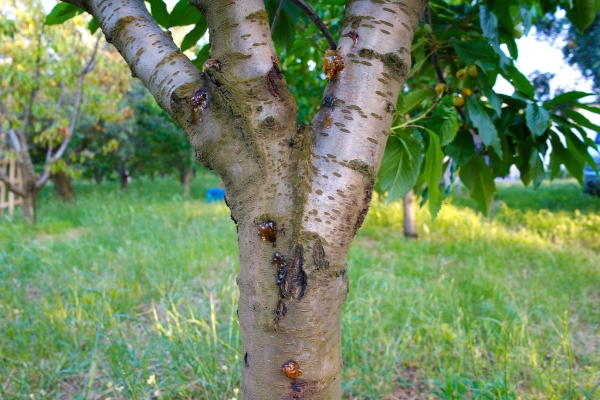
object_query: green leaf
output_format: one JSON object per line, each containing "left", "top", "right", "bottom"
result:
{"left": 168, "top": 0, "right": 203, "bottom": 27}
{"left": 544, "top": 91, "right": 594, "bottom": 107}
{"left": 550, "top": 130, "right": 584, "bottom": 184}
{"left": 480, "top": 5, "right": 499, "bottom": 45}
{"left": 399, "top": 89, "right": 435, "bottom": 115}
{"left": 180, "top": 18, "right": 207, "bottom": 51}
{"left": 88, "top": 17, "right": 99, "bottom": 34}
{"left": 563, "top": 108, "right": 600, "bottom": 132}
{"left": 520, "top": 6, "right": 533, "bottom": 35}
{"left": 426, "top": 96, "right": 458, "bottom": 146}
{"left": 465, "top": 97, "right": 502, "bottom": 157}
{"left": 503, "top": 66, "right": 535, "bottom": 98}
{"left": 378, "top": 133, "right": 423, "bottom": 204}
{"left": 445, "top": 130, "right": 475, "bottom": 167}
{"left": 192, "top": 43, "right": 211, "bottom": 69}
{"left": 272, "top": 10, "right": 295, "bottom": 52}
{"left": 566, "top": 0, "right": 596, "bottom": 32}
{"left": 454, "top": 40, "right": 497, "bottom": 71}
{"left": 574, "top": 102, "right": 600, "bottom": 114}
{"left": 146, "top": 0, "right": 170, "bottom": 28}
{"left": 45, "top": 3, "right": 83, "bottom": 25}
{"left": 526, "top": 103, "right": 550, "bottom": 137}
{"left": 459, "top": 155, "right": 497, "bottom": 217}
{"left": 562, "top": 127, "right": 598, "bottom": 169}
{"left": 423, "top": 129, "right": 444, "bottom": 220}
{"left": 483, "top": 87, "right": 502, "bottom": 117}
{"left": 529, "top": 152, "right": 546, "bottom": 188}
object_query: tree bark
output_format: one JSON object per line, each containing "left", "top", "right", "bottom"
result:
{"left": 94, "top": 169, "right": 104, "bottom": 184}
{"left": 403, "top": 189, "right": 418, "bottom": 239}
{"left": 68, "top": 0, "right": 428, "bottom": 397}
{"left": 51, "top": 170, "right": 76, "bottom": 202}
{"left": 21, "top": 192, "right": 37, "bottom": 224}
{"left": 182, "top": 166, "right": 194, "bottom": 200}
{"left": 119, "top": 168, "right": 130, "bottom": 189}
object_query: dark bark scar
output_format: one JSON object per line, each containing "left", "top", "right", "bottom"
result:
{"left": 354, "top": 179, "right": 374, "bottom": 235}
{"left": 313, "top": 242, "right": 329, "bottom": 269}
{"left": 288, "top": 379, "right": 318, "bottom": 399}
{"left": 267, "top": 57, "right": 284, "bottom": 101}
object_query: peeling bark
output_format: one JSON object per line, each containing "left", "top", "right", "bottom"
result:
{"left": 68, "top": 0, "right": 428, "bottom": 397}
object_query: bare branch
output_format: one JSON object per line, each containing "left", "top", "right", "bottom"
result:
{"left": 36, "top": 35, "right": 102, "bottom": 189}
{"left": 0, "top": 91, "right": 25, "bottom": 154}
{"left": 425, "top": 6, "right": 445, "bottom": 83}
{"left": 65, "top": 0, "right": 204, "bottom": 115}
{"left": 271, "top": 0, "right": 285, "bottom": 33}
{"left": 0, "top": 168, "right": 26, "bottom": 197}
{"left": 21, "top": 33, "right": 43, "bottom": 139}
{"left": 289, "top": 0, "right": 337, "bottom": 50}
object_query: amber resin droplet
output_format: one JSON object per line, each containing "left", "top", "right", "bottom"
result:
{"left": 322, "top": 49, "right": 344, "bottom": 80}
{"left": 324, "top": 113, "right": 333, "bottom": 129}
{"left": 282, "top": 360, "right": 303, "bottom": 379}
{"left": 258, "top": 220, "right": 277, "bottom": 245}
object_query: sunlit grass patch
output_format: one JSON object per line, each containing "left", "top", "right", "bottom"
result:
{"left": 0, "top": 178, "right": 599, "bottom": 399}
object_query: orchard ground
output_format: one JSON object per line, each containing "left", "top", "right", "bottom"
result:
{"left": 0, "top": 176, "right": 599, "bottom": 399}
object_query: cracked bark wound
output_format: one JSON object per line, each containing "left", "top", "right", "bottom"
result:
{"left": 67, "top": 0, "right": 428, "bottom": 397}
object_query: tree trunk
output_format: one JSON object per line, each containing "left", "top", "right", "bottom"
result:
{"left": 403, "top": 189, "right": 418, "bottom": 239}
{"left": 51, "top": 170, "right": 76, "bottom": 202}
{"left": 21, "top": 191, "right": 37, "bottom": 224}
{"left": 94, "top": 169, "right": 104, "bottom": 184}
{"left": 119, "top": 168, "right": 130, "bottom": 189}
{"left": 182, "top": 166, "right": 194, "bottom": 200}
{"left": 72, "top": 0, "right": 428, "bottom": 396}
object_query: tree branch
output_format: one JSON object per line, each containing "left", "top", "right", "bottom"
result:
{"left": 21, "top": 33, "right": 43, "bottom": 140}
{"left": 271, "top": 0, "right": 285, "bottom": 34}
{"left": 289, "top": 0, "right": 337, "bottom": 50}
{"left": 36, "top": 35, "right": 102, "bottom": 189}
{"left": 65, "top": 0, "right": 204, "bottom": 115}
{"left": 0, "top": 168, "right": 26, "bottom": 197}
{"left": 0, "top": 91, "right": 25, "bottom": 155}
{"left": 424, "top": 5, "right": 481, "bottom": 148}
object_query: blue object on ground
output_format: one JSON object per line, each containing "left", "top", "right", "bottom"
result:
{"left": 206, "top": 188, "right": 226, "bottom": 203}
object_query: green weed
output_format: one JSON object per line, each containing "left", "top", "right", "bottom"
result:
{"left": 0, "top": 178, "right": 598, "bottom": 399}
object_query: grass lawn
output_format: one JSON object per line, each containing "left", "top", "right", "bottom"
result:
{"left": 0, "top": 177, "right": 599, "bottom": 399}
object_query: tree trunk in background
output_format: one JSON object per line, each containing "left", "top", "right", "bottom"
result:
{"left": 403, "top": 189, "right": 418, "bottom": 239}
{"left": 94, "top": 170, "right": 104, "bottom": 184}
{"left": 119, "top": 169, "right": 130, "bottom": 189}
{"left": 72, "top": 0, "right": 428, "bottom": 396}
{"left": 182, "top": 166, "right": 194, "bottom": 200}
{"left": 51, "top": 170, "right": 76, "bottom": 202}
{"left": 21, "top": 191, "right": 37, "bottom": 224}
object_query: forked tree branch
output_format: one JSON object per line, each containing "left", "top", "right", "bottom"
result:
{"left": 63, "top": 0, "right": 204, "bottom": 115}
{"left": 289, "top": 0, "right": 337, "bottom": 50}
{"left": 36, "top": 35, "right": 102, "bottom": 189}
{"left": 0, "top": 168, "right": 26, "bottom": 197}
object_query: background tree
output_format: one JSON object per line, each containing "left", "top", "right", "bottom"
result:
{"left": 48, "top": 0, "right": 599, "bottom": 397}
{"left": 0, "top": 0, "right": 130, "bottom": 220}
{"left": 536, "top": 9, "right": 600, "bottom": 94}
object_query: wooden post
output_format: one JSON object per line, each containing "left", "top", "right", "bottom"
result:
{"left": 0, "top": 159, "right": 5, "bottom": 216}
{"left": 8, "top": 159, "right": 15, "bottom": 215}
{"left": 0, "top": 158, "right": 22, "bottom": 217}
